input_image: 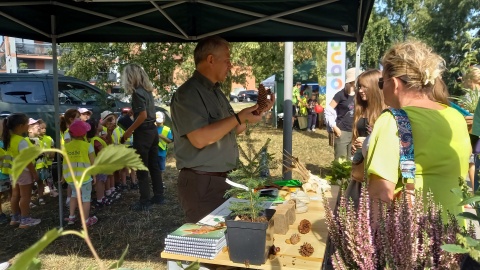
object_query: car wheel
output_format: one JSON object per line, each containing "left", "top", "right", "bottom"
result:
{"left": 233, "top": 97, "right": 238, "bottom": 103}
{"left": 247, "top": 97, "right": 251, "bottom": 102}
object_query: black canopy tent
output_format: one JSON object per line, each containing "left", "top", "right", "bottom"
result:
{"left": 0, "top": 0, "right": 372, "bottom": 43}
{"left": 0, "top": 0, "right": 375, "bottom": 226}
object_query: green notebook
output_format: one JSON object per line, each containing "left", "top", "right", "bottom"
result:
{"left": 167, "top": 223, "right": 226, "bottom": 244}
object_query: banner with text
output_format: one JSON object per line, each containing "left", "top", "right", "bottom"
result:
{"left": 326, "top": 42, "right": 346, "bottom": 105}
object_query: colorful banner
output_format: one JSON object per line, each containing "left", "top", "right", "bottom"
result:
{"left": 326, "top": 42, "right": 346, "bottom": 105}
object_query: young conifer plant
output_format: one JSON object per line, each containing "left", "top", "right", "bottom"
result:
{"left": 225, "top": 124, "right": 274, "bottom": 222}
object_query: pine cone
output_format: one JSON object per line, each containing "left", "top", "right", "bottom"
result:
{"left": 298, "top": 219, "right": 311, "bottom": 234}
{"left": 299, "top": 242, "right": 314, "bottom": 257}
{"left": 290, "top": 233, "right": 301, "bottom": 245}
{"left": 253, "top": 84, "right": 271, "bottom": 115}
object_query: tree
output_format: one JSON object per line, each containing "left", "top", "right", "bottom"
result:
{"left": 360, "top": 7, "right": 396, "bottom": 69}
{"left": 413, "top": 0, "right": 480, "bottom": 95}
{"left": 59, "top": 42, "right": 196, "bottom": 97}
{"left": 59, "top": 43, "right": 133, "bottom": 91}
{"left": 381, "top": 0, "right": 421, "bottom": 41}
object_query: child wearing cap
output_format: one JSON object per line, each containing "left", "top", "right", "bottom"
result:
{"left": 156, "top": 111, "right": 173, "bottom": 173}
{"left": 63, "top": 120, "right": 98, "bottom": 227}
{"left": 78, "top": 108, "right": 92, "bottom": 122}
{"left": 27, "top": 118, "right": 46, "bottom": 206}
{"left": 100, "top": 111, "right": 121, "bottom": 200}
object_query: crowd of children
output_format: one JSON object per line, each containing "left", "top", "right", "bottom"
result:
{"left": 0, "top": 105, "right": 171, "bottom": 228}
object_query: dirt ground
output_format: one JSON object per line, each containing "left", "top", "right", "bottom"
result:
{"left": 0, "top": 102, "right": 334, "bottom": 269}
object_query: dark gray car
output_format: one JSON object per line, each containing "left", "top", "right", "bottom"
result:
{"left": 0, "top": 73, "right": 171, "bottom": 137}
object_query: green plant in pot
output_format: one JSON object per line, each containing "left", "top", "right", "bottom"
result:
{"left": 224, "top": 125, "right": 275, "bottom": 265}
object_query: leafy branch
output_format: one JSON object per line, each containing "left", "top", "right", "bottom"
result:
{"left": 10, "top": 145, "right": 147, "bottom": 270}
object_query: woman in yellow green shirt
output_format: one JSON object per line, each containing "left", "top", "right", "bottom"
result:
{"left": 366, "top": 41, "right": 470, "bottom": 222}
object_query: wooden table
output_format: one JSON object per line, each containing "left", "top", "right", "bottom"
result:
{"left": 161, "top": 186, "right": 339, "bottom": 270}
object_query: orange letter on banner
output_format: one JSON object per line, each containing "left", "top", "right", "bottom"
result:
{"left": 331, "top": 51, "right": 341, "bottom": 64}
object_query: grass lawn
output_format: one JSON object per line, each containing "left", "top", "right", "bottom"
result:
{"left": 0, "top": 102, "right": 334, "bottom": 269}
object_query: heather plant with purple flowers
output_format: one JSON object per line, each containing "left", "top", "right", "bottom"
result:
{"left": 324, "top": 184, "right": 468, "bottom": 269}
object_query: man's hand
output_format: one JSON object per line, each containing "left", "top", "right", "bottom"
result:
{"left": 333, "top": 126, "right": 342, "bottom": 138}
{"left": 237, "top": 105, "right": 263, "bottom": 124}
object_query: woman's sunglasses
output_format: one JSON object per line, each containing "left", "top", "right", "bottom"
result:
{"left": 378, "top": 76, "right": 409, "bottom": 90}
{"left": 378, "top": 78, "right": 386, "bottom": 90}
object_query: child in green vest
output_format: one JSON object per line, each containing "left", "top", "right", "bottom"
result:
{"left": 86, "top": 117, "right": 112, "bottom": 208}
{"left": 156, "top": 111, "right": 173, "bottom": 173}
{"left": 63, "top": 120, "right": 98, "bottom": 227}
{"left": 3, "top": 113, "right": 41, "bottom": 228}
{"left": 0, "top": 118, "right": 11, "bottom": 225}
{"left": 38, "top": 120, "right": 57, "bottom": 197}
{"left": 27, "top": 118, "right": 46, "bottom": 206}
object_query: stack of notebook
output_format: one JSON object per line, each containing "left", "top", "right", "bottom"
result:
{"left": 164, "top": 223, "right": 227, "bottom": 259}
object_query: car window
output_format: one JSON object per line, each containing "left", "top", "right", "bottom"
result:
{"left": 58, "top": 82, "right": 106, "bottom": 105}
{"left": 0, "top": 81, "right": 47, "bottom": 104}
{"left": 246, "top": 90, "right": 257, "bottom": 94}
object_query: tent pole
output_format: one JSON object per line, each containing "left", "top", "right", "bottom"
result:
{"left": 283, "top": 42, "right": 293, "bottom": 180}
{"left": 355, "top": 37, "right": 362, "bottom": 76}
{"left": 51, "top": 15, "right": 63, "bottom": 227}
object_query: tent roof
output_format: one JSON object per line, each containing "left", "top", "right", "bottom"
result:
{"left": 0, "top": 0, "right": 374, "bottom": 43}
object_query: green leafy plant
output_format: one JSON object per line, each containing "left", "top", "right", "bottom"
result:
{"left": 442, "top": 177, "right": 480, "bottom": 262}
{"left": 325, "top": 158, "right": 352, "bottom": 189}
{"left": 451, "top": 86, "right": 479, "bottom": 113}
{"left": 10, "top": 145, "right": 147, "bottom": 270}
{"left": 225, "top": 124, "right": 274, "bottom": 222}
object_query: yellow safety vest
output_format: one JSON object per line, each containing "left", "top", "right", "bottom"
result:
{"left": 90, "top": 136, "right": 107, "bottom": 156}
{"left": 3, "top": 134, "right": 32, "bottom": 175}
{"left": 60, "top": 128, "right": 70, "bottom": 148}
{"left": 41, "top": 136, "right": 54, "bottom": 166}
{"left": 0, "top": 147, "right": 6, "bottom": 174}
{"left": 63, "top": 139, "right": 92, "bottom": 183}
{"left": 157, "top": 126, "right": 171, "bottom": 151}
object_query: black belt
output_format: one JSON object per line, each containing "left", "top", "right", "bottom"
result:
{"left": 182, "top": 168, "right": 229, "bottom": 178}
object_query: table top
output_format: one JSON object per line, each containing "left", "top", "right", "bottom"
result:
{"left": 161, "top": 185, "right": 339, "bottom": 270}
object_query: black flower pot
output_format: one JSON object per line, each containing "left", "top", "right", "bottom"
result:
{"left": 225, "top": 210, "right": 275, "bottom": 265}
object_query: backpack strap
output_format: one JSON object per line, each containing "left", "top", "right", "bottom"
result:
{"left": 385, "top": 108, "right": 416, "bottom": 182}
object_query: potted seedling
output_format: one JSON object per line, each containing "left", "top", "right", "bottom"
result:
{"left": 224, "top": 125, "right": 275, "bottom": 265}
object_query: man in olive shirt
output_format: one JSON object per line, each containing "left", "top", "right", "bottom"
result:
{"left": 171, "top": 36, "right": 274, "bottom": 223}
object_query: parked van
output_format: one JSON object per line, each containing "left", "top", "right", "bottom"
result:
{"left": 0, "top": 73, "right": 171, "bottom": 137}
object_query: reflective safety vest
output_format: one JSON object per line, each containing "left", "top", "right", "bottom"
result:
{"left": 112, "top": 126, "right": 131, "bottom": 146}
{"left": 60, "top": 128, "right": 70, "bottom": 148}
{"left": 41, "top": 136, "right": 54, "bottom": 166}
{"left": 3, "top": 134, "right": 32, "bottom": 175}
{"left": 0, "top": 147, "right": 6, "bottom": 174}
{"left": 63, "top": 139, "right": 92, "bottom": 183}
{"left": 157, "top": 126, "right": 171, "bottom": 151}
{"left": 90, "top": 136, "right": 107, "bottom": 156}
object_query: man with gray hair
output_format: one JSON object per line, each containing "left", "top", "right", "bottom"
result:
{"left": 171, "top": 36, "right": 274, "bottom": 223}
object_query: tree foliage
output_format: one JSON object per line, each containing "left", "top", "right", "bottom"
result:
{"left": 59, "top": 0, "right": 480, "bottom": 96}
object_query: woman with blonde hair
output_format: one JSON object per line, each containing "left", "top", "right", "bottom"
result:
{"left": 344, "top": 69, "right": 385, "bottom": 208}
{"left": 121, "top": 63, "right": 164, "bottom": 211}
{"left": 366, "top": 41, "right": 470, "bottom": 222}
